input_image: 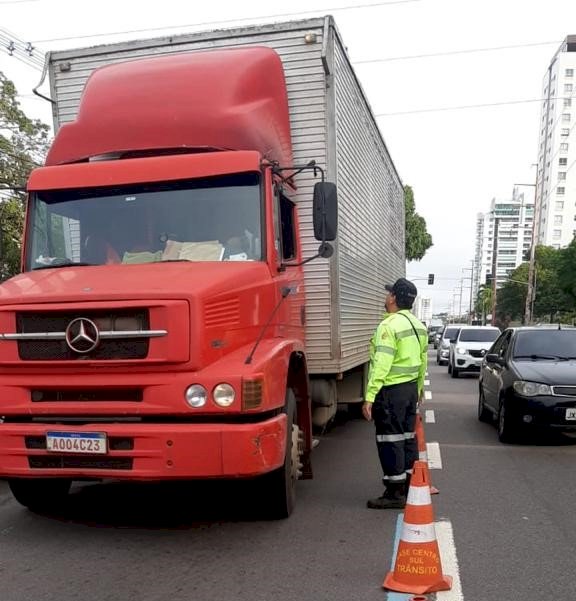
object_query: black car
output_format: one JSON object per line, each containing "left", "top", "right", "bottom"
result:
{"left": 478, "top": 326, "right": 576, "bottom": 442}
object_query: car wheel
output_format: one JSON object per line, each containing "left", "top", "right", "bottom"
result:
{"left": 497, "top": 399, "right": 517, "bottom": 443}
{"left": 478, "top": 387, "right": 492, "bottom": 423}
{"left": 448, "top": 362, "right": 452, "bottom": 374}
{"left": 451, "top": 366, "right": 459, "bottom": 378}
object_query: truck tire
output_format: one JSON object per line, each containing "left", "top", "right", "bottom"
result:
{"left": 9, "top": 478, "right": 72, "bottom": 512}
{"left": 264, "top": 389, "right": 302, "bottom": 519}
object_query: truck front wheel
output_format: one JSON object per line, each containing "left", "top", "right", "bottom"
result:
{"left": 264, "top": 389, "right": 303, "bottom": 519}
{"left": 8, "top": 478, "right": 72, "bottom": 512}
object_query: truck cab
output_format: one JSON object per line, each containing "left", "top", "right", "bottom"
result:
{"left": 0, "top": 47, "right": 336, "bottom": 518}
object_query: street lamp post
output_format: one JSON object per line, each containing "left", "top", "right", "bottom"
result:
{"left": 514, "top": 176, "right": 538, "bottom": 325}
{"left": 491, "top": 217, "right": 499, "bottom": 326}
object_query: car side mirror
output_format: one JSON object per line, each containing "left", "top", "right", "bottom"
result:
{"left": 313, "top": 182, "right": 338, "bottom": 242}
{"left": 486, "top": 353, "right": 505, "bottom": 366}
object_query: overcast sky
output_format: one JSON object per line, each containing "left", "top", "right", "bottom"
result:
{"left": 1, "top": 0, "right": 575, "bottom": 312}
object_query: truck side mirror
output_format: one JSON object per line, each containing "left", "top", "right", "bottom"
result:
{"left": 313, "top": 182, "right": 338, "bottom": 242}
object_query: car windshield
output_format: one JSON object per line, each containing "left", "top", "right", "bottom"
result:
{"left": 443, "top": 327, "right": 460, "bottom": 340}
{"left": 513, "top": 330, "right": 576, "bottom": 360}
{"left": 459, "top": 329, "right": 500, "bottom": 342}
{"left": 26, "top": 172, "right": 262, "bottom": 269}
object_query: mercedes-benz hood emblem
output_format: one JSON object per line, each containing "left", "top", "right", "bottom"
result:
{"left": 65, "top": 318, "right": 100, "bottom": 354}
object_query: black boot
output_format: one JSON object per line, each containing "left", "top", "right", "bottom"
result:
{"left": 366, "top": 482, "right": 406, "bottom": 509}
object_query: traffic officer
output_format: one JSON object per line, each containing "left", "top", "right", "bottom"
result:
{"left": 362, "top": 278, "right": 428, "bottom": 509}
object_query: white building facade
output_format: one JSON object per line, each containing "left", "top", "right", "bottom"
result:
{"left": 473, "top": 190, "right": 534, "bottom": 293}
{"left": 414, "top": 296, "right": 433, "bottom": 324}
{"left": 535, "top": 35, "right": 576, "bottom": 248}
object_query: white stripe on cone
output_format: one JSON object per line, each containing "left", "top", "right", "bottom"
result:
{"left": 401, "top": 521, "right": 437, "bottom": 544}
{"left": 406, "top": 485, "right": 432, "bottom": 506}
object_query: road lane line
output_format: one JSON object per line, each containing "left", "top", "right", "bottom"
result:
{"left": 424, "top": 390, "right": 432, "bottom": 401}
{"left": 426, "top": 442, "right": 442, "bottom": 469}
{"left": 436, "top": 520, "right": 464, "bottom": 601}
{"left": 425, "top": 409, "right": 435, "bottom": 423}
{"left": 424, "top": 379, "right": 430, "bottom": 386}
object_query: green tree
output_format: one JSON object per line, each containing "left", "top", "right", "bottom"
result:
{"left": 495, "top": 246, "right": 572, "bottom": 324}
{"left": 404, "top": 185, "right": 432, "bottom": 261}
{"left": 558, "top": 238, "right": 576, "bottom": 305}
{"left": 0, "top": 71, "right": 50, "bottom": 280}
{"left": 475, "top": 285, "right": 492, "bottom": 323}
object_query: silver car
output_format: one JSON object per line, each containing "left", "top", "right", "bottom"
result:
{"left": 436, "top": 324, "right": 465, "bottom": 365}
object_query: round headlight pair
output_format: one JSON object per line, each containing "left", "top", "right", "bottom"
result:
{"left": 185, "top": 383, "right": 235, "bottom": 408}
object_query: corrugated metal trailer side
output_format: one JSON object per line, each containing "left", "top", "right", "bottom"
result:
{"left": 46, "top": 16, "right": 404, "bottom": 380}
{"left": 324, "top": 21, "right": 405, "bottom": 375}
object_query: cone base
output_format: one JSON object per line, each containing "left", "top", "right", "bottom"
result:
{"left": 383, "top": 572, "right": 452, "bottom": 594}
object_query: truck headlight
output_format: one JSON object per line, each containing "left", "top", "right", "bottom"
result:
{"left": 513, "top": 381, "right": 552, "bottom": 397}
{"left": 456, "top": 347, "right": 467, "bottom": 355}
{"left": 185, "top": 384, "right": 207, "bottom": 408}
{"left": 213, "top": 383, "right": 235, "bottom": 407}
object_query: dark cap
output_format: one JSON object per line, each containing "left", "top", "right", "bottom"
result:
{"left": 385, "top": 278, "right": 418, "bottom": 301}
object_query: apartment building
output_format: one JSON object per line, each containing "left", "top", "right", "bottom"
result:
{"left": 473, "top": 190, "right": 534, "bottom": 295}
{"left": 535, "top": 35, "right": 576, "bottom": 247}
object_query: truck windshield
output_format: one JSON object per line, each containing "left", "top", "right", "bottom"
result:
{"left": 26, "top": 172, "right": 262, "bottom": 269}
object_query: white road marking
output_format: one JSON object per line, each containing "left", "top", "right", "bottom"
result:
{"left": 436, "top": 520, "right": 465, "bottom": 601}
{"left": 426, "top": 442, "right": 442, "bottom": 469}
{"left": 424, "top": 379, "right": 430, "bottom": 386}
{"left": 424, "top": 390, "right": 432, "bottom": 401}
{"left": 425, "top": 409, "right": 436, "bottom": 423}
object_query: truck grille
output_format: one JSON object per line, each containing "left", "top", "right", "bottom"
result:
{"left": 16, "top": 309, "right": 150, "bottom": 361}
{"left": 30, "top": 389, "right": 143, "bottom": 402}
{"left": 28, "top": 455, "right": 133, "bottom": 470}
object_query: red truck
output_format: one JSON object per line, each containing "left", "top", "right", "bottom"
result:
{"left": 0, "top": 17, "right": 404, "bottom": 518}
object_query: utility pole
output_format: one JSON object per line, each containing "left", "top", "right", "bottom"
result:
{"left": 491, "top": 217, "right": 499, "bottom": 326}
{"left": 522, "top": 172, "right": 539, "bottom": 325}
{"left": 469, "top": 260, "right": 474, "bottom": 323}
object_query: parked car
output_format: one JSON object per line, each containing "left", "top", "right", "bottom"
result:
{"left": 478, "top": 326, "right": 576, "bottom": 442}
{"left": 436, "top": 324, "right": 465, "bottom": 365}
{"left": 448, "top": 326, "right": 500, "bottom": 378}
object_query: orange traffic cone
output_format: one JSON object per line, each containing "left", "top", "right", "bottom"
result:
{"left": 415, "top": 413, "right": 439, "bottom": 495}
{"left": 383, "top": 461, "right": 452, "bottom": 594}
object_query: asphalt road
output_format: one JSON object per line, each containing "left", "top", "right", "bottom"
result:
{"left": 1, "top": 352, "right": 575, "bottom": 600}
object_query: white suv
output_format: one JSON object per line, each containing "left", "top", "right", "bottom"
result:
{"left": 449, "top": 326, "right": 500, "bottom": 378}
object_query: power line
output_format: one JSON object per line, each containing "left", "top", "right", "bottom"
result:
{"left": 353, "top": 40, "right": 562, "bottom": 64}
{"left": 376, "top": 97, "right": 550, "bottom": 117}
{"left": 31, "top": 0, "right": 421, "bottom": 44}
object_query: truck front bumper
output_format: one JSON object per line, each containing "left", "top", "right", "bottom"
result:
{"left": 0, "top": 416, "right": 287, "bottom": 480}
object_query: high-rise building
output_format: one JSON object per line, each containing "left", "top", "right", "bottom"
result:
{"left": 414, "top": 296, "right": 433, "bottom": 325}
{"left": 473, "top": 189, "right": 534, "bottom": 295}
{"left": 535, "top": 35, "right": 576, "bottom": 248}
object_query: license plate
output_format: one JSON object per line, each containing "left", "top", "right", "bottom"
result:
{"left": 46, "top": 432, "right": 107, "bottom": 454}
{"left": 566, "top": 409, "right": 576, "bottom": 421}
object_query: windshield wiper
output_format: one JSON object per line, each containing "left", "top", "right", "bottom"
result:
{"left": 556, "top": 356, "right": 576, "bottom": 361}
{"left": 33, "top": 259, "right": 97, "bottom": 270}
{"left": 514, "top": 354, "right": 562, "bottom": 361}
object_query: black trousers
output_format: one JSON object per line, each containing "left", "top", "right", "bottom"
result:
{"left": 372, "top": 380, "right": 419, "bottom": 484}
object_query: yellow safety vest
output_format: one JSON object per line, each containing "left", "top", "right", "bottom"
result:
{"left": 365, "top": 310, "right": 428, "bottom": 402}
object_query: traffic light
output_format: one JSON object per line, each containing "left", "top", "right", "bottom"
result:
{"left": 427, "top": 273, "right": 434, "bottom": 285}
